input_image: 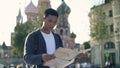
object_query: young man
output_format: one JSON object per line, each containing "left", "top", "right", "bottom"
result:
{"left": 24, "top": 8, "right": 63, "bottom": 68}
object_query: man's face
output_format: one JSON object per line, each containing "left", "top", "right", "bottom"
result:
{"left": 43, "top": 15, "right": 58, "bottom": 31}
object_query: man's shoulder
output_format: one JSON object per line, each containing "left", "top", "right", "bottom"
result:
{"left": 52, "top": 32, "right": 60, "bottom": 37}
{"left": 27, "top": 29, "right": 40, "bottom": 38}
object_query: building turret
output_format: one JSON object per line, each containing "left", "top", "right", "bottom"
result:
{"left": 16, "top": 8, "right": 23, "bottom": 24}
{"left": 56, "top": 0, "right": 71, "bottom": 36}
{"left": 37, "top": 0, "right": 51, "bottom": 16}
{"left": 57, "top": 0, "right": 71, "bottom": 15}
{"left": 55, "top": 0, "right": 75, "bottom": 49}
{"left": 56, "top": 0, "right": 71, "bottom": 28}
{"left": 25, "top": 1, "right": 38, "bottom": 23}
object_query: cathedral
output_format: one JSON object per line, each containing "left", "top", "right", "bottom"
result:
{"left": 16, "top": 0, "right": 76, "bottom": 49}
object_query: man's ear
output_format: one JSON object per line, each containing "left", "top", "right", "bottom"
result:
{"left": 42, "top": 16, "right": 45, "bottom": 22}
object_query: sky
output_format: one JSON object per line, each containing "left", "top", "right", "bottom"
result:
{"left": 0, "top": 0, "right": 102, "bottom": 46}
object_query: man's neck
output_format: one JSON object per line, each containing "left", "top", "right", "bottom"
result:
{"left": 41, "top": 27, "right": 50, "bottom": 34}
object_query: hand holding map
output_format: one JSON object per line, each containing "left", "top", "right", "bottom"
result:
{"left": 44, "top": 47, "right": 80, "bottom": 68}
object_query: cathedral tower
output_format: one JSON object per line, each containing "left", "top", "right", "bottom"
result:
{"left": 37, "top": 0, "right": 51, "bottom": 18}
{"left": 25, "top": 1, "right": 38, "bottom": 23}
{"left": 16, "top": 8, "right": 23, "bottom": 24}
{"left": 56, "top": 0, "right": 76, "bottom": 49}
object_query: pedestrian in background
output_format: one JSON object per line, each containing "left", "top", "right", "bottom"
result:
{"left": 105, "top": 61, "right": 111, "bottom": 68}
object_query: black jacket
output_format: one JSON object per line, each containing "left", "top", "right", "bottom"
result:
{"left": 24, "top": 29, "right": 63, "bottom": 68}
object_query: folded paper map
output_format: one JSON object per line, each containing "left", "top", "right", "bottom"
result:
{"left": 44, "top": 47, "right": 80, "bottom": 68}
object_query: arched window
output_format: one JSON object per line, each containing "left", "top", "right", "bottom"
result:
{"left": 104, "top": 42, "right": 115, "bottom": 49}
{"left": 60, "top": 29, "right": 63, "bottom": 35}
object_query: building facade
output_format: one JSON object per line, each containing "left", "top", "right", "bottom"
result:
{"left": 89, "top": 0, "right": 120, "bottom": 65}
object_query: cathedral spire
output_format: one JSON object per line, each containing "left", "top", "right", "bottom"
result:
{"left": 16, "top": 8, "right": 23, "bottom": 24}
{"left": 18, "top": 8, "right": 21, "bottom": 17}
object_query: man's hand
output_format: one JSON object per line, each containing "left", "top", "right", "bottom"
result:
{"left": 42, "top": 54, "right": 56, "bottom": 63}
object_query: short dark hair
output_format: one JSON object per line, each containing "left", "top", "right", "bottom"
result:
{"left": 44, "top": 8, "right": 58, "bottom": 18}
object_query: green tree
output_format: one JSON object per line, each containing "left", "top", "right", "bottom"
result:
{"left": 1, "top": 42, "right": 7, "bottom": 50}
{"left": 12, "top": 22, "right": 39, "bottom": 57}
{"left": 90, "top": 6, "right": 112, "bottom": 68}
{"left": 83, "top": 41, "right": 90, "bottom": 49}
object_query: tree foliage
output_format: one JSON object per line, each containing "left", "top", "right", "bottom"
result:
{"left": 12, "top": 22, "right": 40, "bottom": 57}
{"left": 90, "top": 6, "right": 112, "bottom": 41}
{"left": 83, "top": 41, "right": 90, "bottom": 49}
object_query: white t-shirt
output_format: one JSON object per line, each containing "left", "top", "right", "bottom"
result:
{"left": 41, "top": 31, "right": 56, "bottom": 54}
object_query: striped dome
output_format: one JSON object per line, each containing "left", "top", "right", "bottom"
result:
{"left": 25, "top": 1, "right": 38, "bottom": 14}
{"left": 57, "top": 0, "right": 71, "bottom": 15}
